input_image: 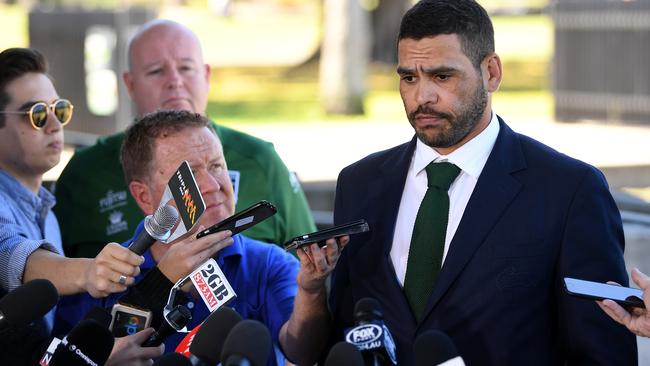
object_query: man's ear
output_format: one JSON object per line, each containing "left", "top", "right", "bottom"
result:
{"left": 128, "top": 180, "right": 154, "bottom": 215}
{"left": 123, "top": 71, "right": 135, "bottom": 99}
{"left": 482, "top": 52, "right": 502, "bottom": 93}
{"left": 204, "top": 63, "right": 211, "bottom": 83}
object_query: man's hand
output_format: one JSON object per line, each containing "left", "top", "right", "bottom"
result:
{"left": 156, "top": 229, "right": 233, "bottom": 283}
{"left": 279, "top": 235, "right": 349, "bottom": 365}
{"left": 84, "top": 242, "right": 144, "bottom": 298}
{"left": 295, "top": 236, "right": 350, "bottom": 295}
{"left": 105, "top": 328, "right": 165, "bottom": 366}
{"left": 597, "top": 268, "right": 650, "bottom": 337}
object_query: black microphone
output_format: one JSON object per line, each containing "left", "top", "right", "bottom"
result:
{"left": 153, "top": 352, "right": 192, "bottom": 366}
{"left": 128, "top": 204, "right": 179, "bottom": 255}
{"left": 187, "top": 307, "right": 243, "bottom": 365}
{"left": 40, "top": 306, "right": 114, "bottom": 365}
{"left": 49, "top": 319, "right": 115, "bottom": 366}
{"left": 344, "top": 297, "right": 397, "bottom": 366}
{"left": 325, "top": 341, "right": 365, "bottom": 366}
{"left": 414, "top": 330, "right": 466, "bottom": 366}
{"left": 221, "top": 319, "right": 272, "bottom": 366}
{"left": 143, "top": 304, "right": 192, "bottom": 347}
{"left": 0, "top": 278, "right": 58, "bottom": 330}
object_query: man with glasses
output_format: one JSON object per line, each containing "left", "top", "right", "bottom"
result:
{"left": 0, "top": 47, "right": 150, "bottom": 364}
{"left": 54, "top": 19, "right": 316, "bottom": 259}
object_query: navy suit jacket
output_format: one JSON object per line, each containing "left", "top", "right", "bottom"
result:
{"left": 330, "top": 118, "right": 637, "bottom": 365}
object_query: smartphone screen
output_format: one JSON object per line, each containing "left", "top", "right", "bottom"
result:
{"left": 564, "top": 277, "right": 645, "bottom": 308}
{"left": 110, "top": 305, "right": 152, "bottom": 337}
{"left": 196, "top": 200, "right": 277, "bottom": 239}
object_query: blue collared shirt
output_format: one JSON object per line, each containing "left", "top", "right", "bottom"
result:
{"left": 147, "top": 232, "right": 299, "bottom": 365}
{"left": 0, "top": 169, "right": 63, "bottom": 330}
{"left": 55, "top": 221, "right": 299, "bottom": 366}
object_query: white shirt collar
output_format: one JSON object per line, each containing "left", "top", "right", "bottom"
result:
{"left": 413, "top": 112, "right": 500, "bottom": 179}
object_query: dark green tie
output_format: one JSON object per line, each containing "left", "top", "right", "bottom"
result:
{"left": 404, "top": 161, "right": 460, "bottom": 321}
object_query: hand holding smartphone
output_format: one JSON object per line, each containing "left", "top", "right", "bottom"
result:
{"left": 563, "top": 277, "right": 645, "bottom": 308}
{"left": 283, "top": 219, "right": 370, "bottom": 251}
{"left": 196, "top": 200, "right": 277, "bottom": 239}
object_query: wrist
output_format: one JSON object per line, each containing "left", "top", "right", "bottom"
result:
{"left": 298, "top": 285, "right": 327, "bottom": 303}
{"left": 76, "top": 258, "right": 93, "bottom": 292}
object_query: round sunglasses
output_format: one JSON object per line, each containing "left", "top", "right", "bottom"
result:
{"left": 0, "top": 99, "right": 74, "bottom": 129}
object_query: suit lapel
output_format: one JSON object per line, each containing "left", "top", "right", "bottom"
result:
{"left": 422, "top": 119, "right": 527, "bottom": 320}
{"left": 351, "top": 137, "right": 416, "bottom": 323}
{"left": 372, "top": 136, "right": 417, "bottom": 255}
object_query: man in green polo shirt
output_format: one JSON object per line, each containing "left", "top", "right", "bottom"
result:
{"left": 54, "top": 19, "right": 316, "bottom": 258}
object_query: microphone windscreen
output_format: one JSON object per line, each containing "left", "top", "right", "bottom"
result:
{"left": 50, "top": 319, "right": 114, "bottom": 366}
{"left": 325, "top": 342, "right": 365, "bottom": 366}
{"left": 221, "top": 319, "right": 271, "bottom": 366}
{"left": 353, "top": 297, "right": 383, "bottom": 322}
{"left": 148, "top": 205, "right": 179, "bottom": 237}
{"left": 0, "top": 278, "right": 58, "bottom": 328}
{"left": 414, "top": 330, "right": 459, "bottom": 366}
{"left": 190, "top": 307, "right": 242, "bottom": 364}
{"left": 153, "top": 352, "right": 192, "bottom": 366}
{"left": 82, "top": 306, "right": 112, "bottom": 329}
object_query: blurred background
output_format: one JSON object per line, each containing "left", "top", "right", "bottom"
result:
{"left": 1, "top": 0, "right": 650, "bottom": 361}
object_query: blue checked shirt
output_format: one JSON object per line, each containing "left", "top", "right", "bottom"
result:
{"left": 0, "top": 169, "right": 63, "bottom": 330}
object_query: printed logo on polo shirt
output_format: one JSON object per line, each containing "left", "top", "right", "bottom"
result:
{"left": 106, "top": 210, "right": 128, "bottom": 236}
{"left": 99, "top": 190, "right": 129, "bottom": 236}
{"left": 99, "top": 190, "right": 128, "bottom": 212}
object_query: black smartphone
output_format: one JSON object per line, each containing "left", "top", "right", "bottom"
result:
{"left": 283, "top": 219, "right": 370, "bottom": 251}
{"left": 196, "top": 200, "right": 277, "bottom": 239}
{"left": 563, "top": 277, "right": 645, "bottom": 308}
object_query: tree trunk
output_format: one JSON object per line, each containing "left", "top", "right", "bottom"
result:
{"left": 319, "top": 0, "right": 371, "bottom": 115}
{"left": 371, "top": 0, "right": 411, "bottom": 64}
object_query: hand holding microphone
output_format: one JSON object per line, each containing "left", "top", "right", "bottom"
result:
{"left": 84, "top": 205, "right": 178, "bottom": 298}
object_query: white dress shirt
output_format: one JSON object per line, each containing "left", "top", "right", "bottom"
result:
{"left": 390, "top": 113, "right": 500, "bottom": 286}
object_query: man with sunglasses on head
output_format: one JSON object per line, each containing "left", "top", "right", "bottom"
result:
{"left": 54, "top": 19, "right": 316, "bottom": 259}
{"left": 0, "top": 47, "right": 153, "bottom": 364}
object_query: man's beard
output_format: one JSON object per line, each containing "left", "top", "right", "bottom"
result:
{"left": 408, "top": 81, "right": 488, "bottom": 149}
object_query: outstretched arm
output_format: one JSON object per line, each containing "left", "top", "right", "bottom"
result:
{"left": 24, "top": 243, "right": 144, "bottom": 298}
{"left": 279, "top": 236, "right": 349, "bottom": 365}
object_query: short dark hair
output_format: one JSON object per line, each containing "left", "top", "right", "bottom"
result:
{"left": 0, "top": 48, "right": 49, "bottom": 127}
{"left": 398, "top": 0, "right": 494, "bottom": 69}
{"left": 121, "top": 110, "right": 210, "bottom": 184}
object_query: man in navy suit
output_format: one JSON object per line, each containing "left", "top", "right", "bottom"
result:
{"left": 328, "top": 0, "right": 637, "bottom": 364}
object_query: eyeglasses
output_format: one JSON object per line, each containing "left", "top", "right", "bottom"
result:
{"left": 0, "top": 99, "right": 74, "bottom": 129}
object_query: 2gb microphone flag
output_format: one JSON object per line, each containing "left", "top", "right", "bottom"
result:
{"left": 189, "top": 258, "right": 237, "bottom": 313}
